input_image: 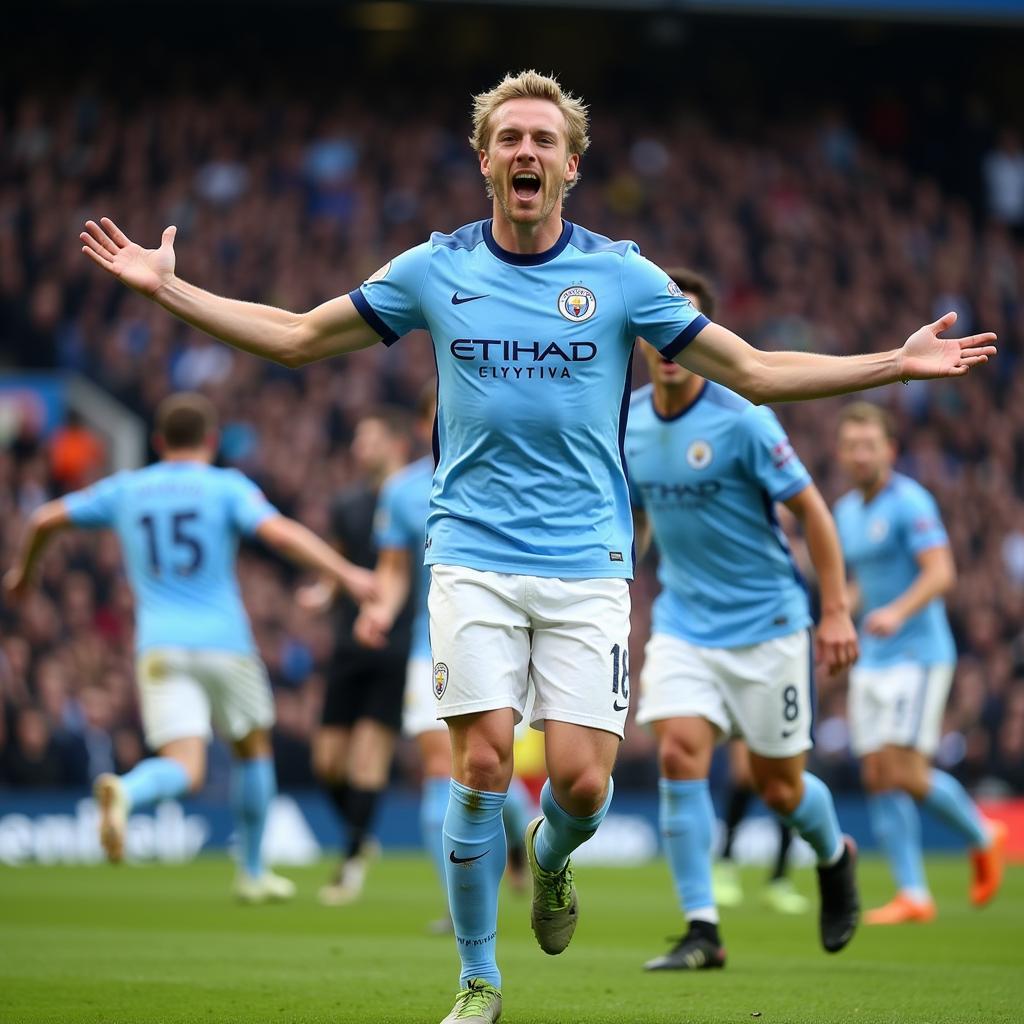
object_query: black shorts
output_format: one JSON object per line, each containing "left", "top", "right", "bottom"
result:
{"left": 321, "top": 647, "right": 408, "bottom": 731}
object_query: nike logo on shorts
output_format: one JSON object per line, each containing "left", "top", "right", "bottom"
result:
{"left": 613, "top": 700, "right": 628, "bottom": 712}
{"left": 781, "top": 727, "right": 798, "bottom": 738}
{"left": 451, "top": 292, "right": 489, "bottom": 305}
{"left": 449, "top": 849, "right": 489, "bottom": 864}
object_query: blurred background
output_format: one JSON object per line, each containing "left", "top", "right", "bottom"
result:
{"left": 2, "top": 0, "right": 1024, "bottom": 862}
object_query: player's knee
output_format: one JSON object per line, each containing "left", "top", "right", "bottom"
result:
{"left": 560, "top": 768, "right": 610, "bottom": 816}
{"left": 757, "top": 776, "right": 800, "bottom": 816}
{"left": 658, "top": 736, "right": 705, "bottom": 780}
{"left": 456, "top": 745, "right": 509, "bottom": 792}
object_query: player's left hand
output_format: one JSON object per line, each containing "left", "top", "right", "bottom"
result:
{"left": 815, "top": 609, "right": 859, "bottom": 676}
{"left": 864, "top": 605, "right": 904, "bottom": 637}
{"left": 898, "top": 311, "right": 997, "bottom": 381}
{"left": 2, "top": 567, "right": 31, "bottom": 603}
{"left": 340, "top": 566, "right": 378, "bottom": 605}
{"left": 296, "top": 579, "right": 337, "bottom": 613}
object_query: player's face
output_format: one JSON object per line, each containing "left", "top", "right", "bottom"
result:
{"left": 837, "top": 421, "right": 895, "bottom": 489}
{"left": 481, "top": 98, "right": 579, "bottom": 227}
{"left": 351, "top": 418, "right": 395, "bottom": 476}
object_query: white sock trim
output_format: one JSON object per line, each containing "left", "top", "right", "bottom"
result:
{"left": 685, "top": 907, "right": 720, "bottom": 925}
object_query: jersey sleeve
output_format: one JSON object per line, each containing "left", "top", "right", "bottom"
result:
{"left": 348, "top": 243, "right": 432, "bottom": 346}
{"left": 739, "top": 406, "right": 812, "bottom": 503}
{"left": 225, "top": 471, "right": 278, "bottom": 537}
{"left": 621, "top": 247, "right": 711, "bottom": 359}
{"left": 898, "top": 484, "right": 949, "bottom": 555}
{"left": 373, "top": 477, "right": 409, "bottom": 551}
{"left": 63, "top": 474, "right": 123, "bottom": 528}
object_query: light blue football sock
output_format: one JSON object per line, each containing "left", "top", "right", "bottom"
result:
{"left": 422, "top": 775, "right": 450, "bottom": 891}
{"left": 231, "top": 757, "right": 276, "bottom": 879}
{"left": 119, "top": 757, "right": 190, "bottom": 813}
{"left": 444, "top": 780, "right": 507, "bottom": 989}
{"left": 921, "top": 769, "right": 989, "bottom": 849}
{"left": 781, "top": 773, "right": 844, "bottom": 866}
{"left": 502, "top": 776, "right": 534, "bottom": 852}
{"left": 868, "top": 791, "right": 929, "bottom": 898}
{"left": 533, "top": 776, "right": 614, "bottom": 873}
{"left": 659, "top": 778, "right": 718, "bottom": 923}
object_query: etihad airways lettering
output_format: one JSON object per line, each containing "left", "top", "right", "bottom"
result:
{"left": 450, "top": 339, "right": 598, "bottom": 362}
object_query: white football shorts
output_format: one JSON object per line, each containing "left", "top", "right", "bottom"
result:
{"left": 427, "top": 563, "right": 632, "bottom": 738}
{"left": 636, "top": 629, "right": 813, "bottom": 759}
{"left": 403, "top": 656, "right": 446, "bottom": 737}
{"left": 848, "top": 662, "right": 954, "bottom": 757}
{"left": 136, "top": 648, "right": 275, "bottom": 750}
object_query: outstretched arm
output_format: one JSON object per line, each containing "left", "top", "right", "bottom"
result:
{"left": 3, "top": 500, "right": 73, "bottom": 601}
{"left": 81, "top": 218, "right": 381, "bottom": 367}
{"left": 256, "top": 516, "right": 377, "bottom": 603}
{"left": 679, "top": 313, "right": 996, "bottom": 404}
{"left": 783, "top": 484, "right": 858, "bottom": 676}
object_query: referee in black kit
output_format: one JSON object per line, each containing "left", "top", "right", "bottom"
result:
{"left": 301, "top": 406, "right": 415, "bottom": 905}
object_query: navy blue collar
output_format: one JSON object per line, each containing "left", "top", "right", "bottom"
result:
{"left": 652, "top": 380, "right": 708, "bottom": 422}
{"left": 483, "top": 219, "right": 573, "bottom": 266}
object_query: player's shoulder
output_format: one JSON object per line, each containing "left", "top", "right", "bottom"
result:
{"left": 833, "top": 488, "right": 861, "bottom": 515}
{"left": 429, "top": 220, "right": 489, "bottom": 254}
{"left": 889, "top": 472, "right": 939, "bottom": 513}
{"left": 565, "top": 223, "right": 638, "bottom": 260}
{"left": 386, "top": 455, "right": 433, "bottom": 493}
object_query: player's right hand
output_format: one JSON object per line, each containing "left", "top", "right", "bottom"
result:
{"left": 341, "top": 566, "right": 379, "bottom": 605}
{"left": 2, "top": 568, "right": 30, "bottom": 603}
{"left": 353, "top": 604, "right": 391, "bottom": 649}
{"left": 80, "top": 218, "right": 176, "bottom": 298}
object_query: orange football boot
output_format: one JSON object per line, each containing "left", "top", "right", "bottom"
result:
{"left": 970, "top": 819, "right": 1008, "bottom": 908}
{"left": 864, "top": 893, "right": 937, "bottom": 925}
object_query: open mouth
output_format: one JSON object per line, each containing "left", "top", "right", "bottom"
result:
{"left": 511, "top": 171, "right": 541, "bottom": 201}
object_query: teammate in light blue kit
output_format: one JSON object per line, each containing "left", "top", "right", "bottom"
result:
{"left": 834, "top": 402, "right": 1006, "bottom": 924}
{"left": 82, "top": 70, "right": 996, "bottom": 1024}
{"left": 4, "top": 393, "right": 374, "bottom": 902}
{"left": 627, "top": 268, "right": 860, "bottom": 970}
{"left": 353, "top": 389, "right": 534, "bottom": 931}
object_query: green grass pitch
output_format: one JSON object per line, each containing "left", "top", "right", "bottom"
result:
{"left": 1, "top": 855, "right": 1021, "bottom": 1023}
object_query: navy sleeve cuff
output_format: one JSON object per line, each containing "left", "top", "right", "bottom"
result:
{"left": 348, "top": 288, "right": 399, "bottom": 347}
{"left": 660, "top": 314, "right": 711, "bottom": 362}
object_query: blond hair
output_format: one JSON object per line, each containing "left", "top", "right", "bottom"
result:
{"left": 470, "top": 70, "right": 590, "bottom": 192}
{"left": 837, "top": 401, "right": 897, "bottom": 440}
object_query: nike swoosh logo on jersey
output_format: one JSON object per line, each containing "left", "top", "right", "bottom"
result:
{"left": 451, "top": 292, "right": 489, "bottom": 305}
{"left": 613, "top": 700, "right": 628, "bottom": 712}
{"left": 449, "top": 849, "right": 489, "bottom": 864}
{"left": 781, "top": 728, "right": 797, "bottom": 738}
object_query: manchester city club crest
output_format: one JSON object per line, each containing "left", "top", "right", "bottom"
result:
{"left": 667, "top": 280, "right": 684, "bottom": 298}
{"left": 558, "top": 285, "right": 597, "bottom": 322}
{"left": 433, "top": 662, "right": 449, "bottom": 699}
{"left": 686, "top": 440, "right": 713, "bottom": 469}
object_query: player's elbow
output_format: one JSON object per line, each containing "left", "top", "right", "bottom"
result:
{"left": 728, "top": 355, "right": 772, "bottom": 405}
{"left": 274, "top": 316, "right": 319, "bottom": 369}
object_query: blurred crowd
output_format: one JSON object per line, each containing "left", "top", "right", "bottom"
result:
{"left": 2, "top": 84, "right": 1023, "bottom": 796}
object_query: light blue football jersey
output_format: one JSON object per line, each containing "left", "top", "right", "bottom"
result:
{"left": 625, "top": 382, "right": 812, "bottom": 647}
{"left": 351, "top": 219, "right": 709, "bottom": 579}
{"left": 64, "top": 461, "right": 277, "bottom": 654}
{"left": 834, "top": 472, "right": 955, "bottom": 667}
{"left": 374, "top": 455, "right": 433, "bottom": 661}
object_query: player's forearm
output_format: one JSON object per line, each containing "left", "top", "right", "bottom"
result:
{"left": 890, "top": 561, "right": 955, "bottom": 620}
{"left": 152, "top": 277, "right": 313, "bottom": 368}
{"left": 373, "top": 562, "right": 411, "bottom": 628}
{"left": 261, "top": 517, "right": 362, "bottom": 592}
{"left": 795, "top": 497, "right": 849, "bottom": 615}
{"left": 681, "top": 324, "right": 903, "bottom": 404}
{"left": 12, "top": 502, "right": 69, "bottom": 580}
{"left": 748, "top": 349, "right": 902, "bottom": 404}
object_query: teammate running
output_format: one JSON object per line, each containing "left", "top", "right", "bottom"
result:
{"left": 3, "top": 393, "right": 374, "bottom": 902}
{"left": 835, "top": 402, "right": 1007, "bottom": 923}
{"left": 79, "top": 70, "right": 995, "bottom": 1024}
{"left": 627, "top": 267, "right": 859, "bottom": 971}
